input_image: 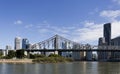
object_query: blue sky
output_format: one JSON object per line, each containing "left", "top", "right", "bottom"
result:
{"left": 1, "top": 0, "right": 120, "bottom": 49}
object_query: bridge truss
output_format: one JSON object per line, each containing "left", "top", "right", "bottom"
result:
{"left": 31, "top": 35, "right": 93, "bottom": 50}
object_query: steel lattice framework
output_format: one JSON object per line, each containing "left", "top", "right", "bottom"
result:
{"left": 31, "top": 35, "right": 93, "bottom": 50}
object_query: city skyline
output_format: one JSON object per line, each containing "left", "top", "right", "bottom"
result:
{"left": 1, "top": 0, "right": 120, "bottom": 49}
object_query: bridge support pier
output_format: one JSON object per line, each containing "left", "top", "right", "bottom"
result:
{"left": 58, "top": 51, "right": 62, "bottom": 56}
{"left": 26, "top": 51, "right": 30, "bottom": 58}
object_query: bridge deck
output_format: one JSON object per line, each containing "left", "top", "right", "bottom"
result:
{"left": 23, "top": 49, "right": 120, "bottom": 52}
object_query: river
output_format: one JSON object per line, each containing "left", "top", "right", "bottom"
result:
{"left": 0, "top": 62, "right": 120, "bottom": 74}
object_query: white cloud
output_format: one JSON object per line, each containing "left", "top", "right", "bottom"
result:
{"left": 83, "top": 21, "right": 95, "bottom": 27}
{"left": 100, "top": 10, "right": 120, "bottom": 21}
{"left": 35, "top": 19, "right": 120, "bottom": 45}
{"left": 99, "top": 9, "right": 120, "bottom": 38}
{"left": 14, "top": 20, "right": 23, "bottom": 25}
{"left": 72, "top": 21, "right": 120, "bottom": 44}
{"left": 112, "top": 0, "right": 120, "bottom": 4}
{"left": 38, "top": 28, "right": 50, "bottom": 34}
{"left": 112, "top": 21, "right": 120, "bottom": 38}
{"left": 71, "top": 22, "right": 103, "bottom": 44}
{"left": 25, "top": 24, "right": 33, "bottom": 28}
{"left": 36, "top": 22, "right": 103, "bottom": 45}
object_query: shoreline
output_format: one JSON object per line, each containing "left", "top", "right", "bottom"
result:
{"left": 0, "top": 59, "right": 120, "bottom": 63}
{"left": 0, "top": 59, "right": 33, "bottom": 63}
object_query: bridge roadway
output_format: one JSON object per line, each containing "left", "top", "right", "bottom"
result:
{"left": 24, "top": 49, "right": 120, "bottom": 52}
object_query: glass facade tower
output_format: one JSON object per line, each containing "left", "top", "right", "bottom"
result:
{"left": 104, "top": 23, "right": 111, "bottom": 45}
{"left": 22, "top": 38, "right": 29, "bottom": 49}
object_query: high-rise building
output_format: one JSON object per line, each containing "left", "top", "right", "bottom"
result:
{"left": 98, "top": 23, "right": 111, "bottom": 61}
{"left": 111, "top": 36, "right": 120, "bottom": 59}
{"left": 22, "top": 38, "right": 29, "bottom": 49}
{"left": 98, "top": 37, "right": 105, "bottom": 46}
{"left": 104, "top": 23, "right": 111, "bottom": 45}
{"left": 98, "top": 37, "right": 108, "bottom": 61}
{"left": 14, "top": 37, "right": 21, "bottom": 50}
{"left": 5, "top": 45, "right": 12, "bottom": 56}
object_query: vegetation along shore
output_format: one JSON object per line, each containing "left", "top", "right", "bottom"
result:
{"left": 0, "top": 50, "right": 73, "bottom": 63}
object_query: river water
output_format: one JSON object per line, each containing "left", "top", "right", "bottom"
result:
{"left": 0, "top": 62, "right": 120, "bottom": 74}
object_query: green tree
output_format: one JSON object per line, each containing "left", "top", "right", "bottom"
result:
{"left": 16, "top": 50, "right": 25, "bottom": 58}
{"left": 0, "top": 51, "right": 3, "bottom": 58}
{"left": 29, "top": 54, "right": 45, "bottom": 59}
{"left": 0, "top": 51, "right": 3, "bottom": 56}
{"left": 48, "top": 54, "right": 61, "bottom": 57}
{"left": 7, "top": 50, "right": 16, "bottom": 59}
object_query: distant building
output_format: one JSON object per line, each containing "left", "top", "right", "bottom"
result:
{"left": 6, "top": 45, "right": 12, "bottom": 50}
{"left": 5, "top": 45, "right": 12, "bottom": 55}
{"left": 104, "top": 23, "right": 111, "bottom": 45}
{"left": 72, "top": 44, "right": 84, "bottom": 60}
{"left": 98, "top": 37, "right": 105, "bottom": 46}
{"left": 27, "top": 44, "right": 33, "bottom": 49}
{"left": 85, "top": 44, "right": 93, "bottom": 61}
{"left": 97, "top": 23, "right": 111, "bottom": 61}
{"left": 111, "top": 36, "right": 120, "bottom": 59}
{"left": 111, "top": 36, "right": 120, "bottom": 47}
{"left": 22, "top": 38, "right": 29, "bottom": 49}
{"left": 14, "top": 37, "right": 21, "bottom": 50}
{"left": 98, "top": 37, "right": 108, "bottom": 61}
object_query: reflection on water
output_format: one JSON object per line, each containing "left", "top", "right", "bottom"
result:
{"left": 0, "top": 62, "right": 120, "bottom": 74}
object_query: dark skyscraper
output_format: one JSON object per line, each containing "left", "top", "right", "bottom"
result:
{"left": 104, "top": 23, "right": 111, "bottom": 45}
{"left": 22, "top": 38, "right": 29, "bottom": 49}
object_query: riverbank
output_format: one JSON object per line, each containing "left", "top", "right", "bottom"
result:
{"left": 0, "top": 59, "right": 33, "bottom": 63}
{"left": 0, "top": 53, "right": 73, "bottom": 63}
{"left": 0, "top": 57, "right": 73, "bottom": 63}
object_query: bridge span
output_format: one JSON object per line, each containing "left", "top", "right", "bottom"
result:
{"left": 25, "top": 49, "right": 120, "bottom": 52}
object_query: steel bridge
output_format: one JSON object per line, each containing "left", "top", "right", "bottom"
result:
{"left": 31, "top": 34, "right": 120, "bottom": 50}
{"left": 27, "top": 35, "right": 120, "bottom": 61}
{"left": 24, "top": 49, "right": 120, "bottom": 61}
{"left": 31, "top": 34, "right": 94, "bottom": 50}
{"left": 25, "top": 49, "right": 120, "bottom": 52}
